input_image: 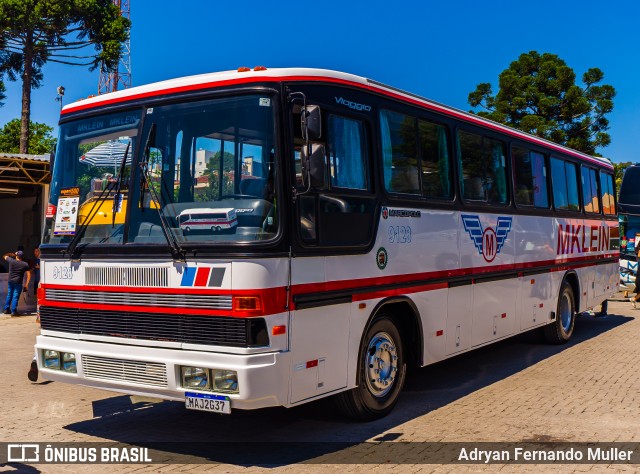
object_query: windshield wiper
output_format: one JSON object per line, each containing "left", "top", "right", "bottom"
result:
{"left": 111, "top": 142, "right": 130, "bottom": 227}
{"left": 139, "top": 123, "right": 186, "bottom": 262}
{"left": 65, "top": 179, "right": 117, "bottom": 257}
{"left": 66, "top": 143, "right": 131, "bottom": 257}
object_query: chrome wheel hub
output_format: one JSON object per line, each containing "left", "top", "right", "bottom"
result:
{"left": 365, "top": 331, "right": 398, "bottom": 397}
{"left": 559, "top": 292, "right": 573, "bottom": 332}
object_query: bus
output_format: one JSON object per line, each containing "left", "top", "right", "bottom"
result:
{"left": 617, "top": 163, "right": 640, "bottom": 289}
{"left": 178, "top": 208, "right": 238, "bottom": 233}
{"left": 37, "top": 67, "right": 618, "bottom": 420}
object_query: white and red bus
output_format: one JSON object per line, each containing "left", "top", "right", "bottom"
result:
{"left": 36, "top": 68, "right": 618, "bottom": 420}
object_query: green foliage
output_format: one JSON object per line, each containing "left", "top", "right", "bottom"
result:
{"left": 614, "top": 161, "right": 632, "bottom": 195}
{"left": 468, "top": 51, "right": 616, "bottom": 155}
{"left": 0, "top": 0, "right": 131, "bottom": 153}
{"left": 0, "top": 118, "right": 55, "bottom": 154}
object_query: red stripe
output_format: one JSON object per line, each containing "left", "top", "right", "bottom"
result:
{"left": 194, "top": 267, "right": 211, "bottom": 287}
{"left": 61, "top": 74, "right": 612, "bottom": 170}
{"left": 42, "top": 255, "right": 617, "bottom": 316}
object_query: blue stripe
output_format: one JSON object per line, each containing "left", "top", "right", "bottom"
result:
{"left": 181, "top": 267, "right": 197, "bottom": 286}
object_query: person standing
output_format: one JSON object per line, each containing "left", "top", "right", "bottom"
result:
{"left": 3, "top": 250, "right": 31, "bottom": 316}
{"left": 32, "top": 247, "right": 41, "bottom": 293}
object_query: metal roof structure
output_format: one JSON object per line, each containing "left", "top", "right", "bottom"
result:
{"left": 0, "top": 153, "right": 51, "bottom": 189}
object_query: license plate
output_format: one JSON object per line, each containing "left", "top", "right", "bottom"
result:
{"left": 185, "top": 392, "right": 231, "bottom": 414}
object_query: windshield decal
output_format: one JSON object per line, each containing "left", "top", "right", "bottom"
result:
{"left": 53, "top": 188, "right": 80, "bottom": 236}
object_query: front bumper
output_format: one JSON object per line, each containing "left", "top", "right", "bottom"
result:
{"left": 36, "top": 335, "right": 291, "bottom": 410}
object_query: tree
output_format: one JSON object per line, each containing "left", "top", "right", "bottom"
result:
{"left": 0, "top": 118, "right": 55, "bottom": 154}
{"left": 0, "top": 0, "right": 130, "bottom": 154}
{"left": 468, "top": 51, "right": 616, "bottom": 155}
{"left": 614, "top": 161, "right": 632, "bottom": 195}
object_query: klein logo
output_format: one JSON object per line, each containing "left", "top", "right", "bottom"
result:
{"left": 462, "top": 215, "right": 512, "bottom": 263}
{"left": 334, "top": 96, "right": 371, "bottom": 111}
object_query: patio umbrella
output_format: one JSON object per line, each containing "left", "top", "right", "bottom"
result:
{"left": 79, "top": 140, "right": 132, "bottom": 171}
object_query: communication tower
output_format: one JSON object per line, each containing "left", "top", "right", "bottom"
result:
{"left": 98, "top": 0, "right": 131, "bottom": 94}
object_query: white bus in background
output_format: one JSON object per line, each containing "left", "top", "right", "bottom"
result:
{"left": 178, "top": 208, "right": 237, "bottom": 233}
{"left": 617, "top": 163, "right": 640, "bottom": 289}
{"left": 36, "top": 68, "right": 618, "bottom": 421}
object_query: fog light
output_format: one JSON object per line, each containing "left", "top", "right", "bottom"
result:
{"left": 181, "top": 366, "right": 210, "bottom": 389}
{"left": 43, "top": 350, "right": 60, "bottom": 370}
{"left": 213, "top": 369, "right": 238, "bottom": 393}
{"left": 62, "top": 352, "right": 77, "bottom": 373}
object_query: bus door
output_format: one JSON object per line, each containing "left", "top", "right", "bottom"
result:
{"left": 288, "top": 101, "right": 377, "bottom": 403}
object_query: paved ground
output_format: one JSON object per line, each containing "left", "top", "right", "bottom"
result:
{"left": 0, "top": 295, "right": 639, "bottom": 473}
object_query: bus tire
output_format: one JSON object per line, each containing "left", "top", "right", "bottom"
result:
{"left": 335, "top": 314, "right": 406, "bottom": 421}
{"left": 544, "top": 281, "right": 576, "bottom": 344}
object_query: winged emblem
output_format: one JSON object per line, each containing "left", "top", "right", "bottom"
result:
{"left": 462, "top": 215, "right": 513, "bottom": 262}
{"left": 461, "top": 215, "right": 484, "bottom": 255}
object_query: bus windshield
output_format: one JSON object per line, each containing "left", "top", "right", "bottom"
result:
{"left": 44, "top": 94, "right": 278, "bottom": 248}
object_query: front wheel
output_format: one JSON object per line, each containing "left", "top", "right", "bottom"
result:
{"left": 335, "top": 315, "right": 406, "bottom": 421}
{"left": 544, "top": 281, "right": 576, "bottom": 344}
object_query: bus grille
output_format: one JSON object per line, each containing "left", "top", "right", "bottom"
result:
{"left": 82, "top": 355, "right": 168, "bottom": 388}
{"left": 39, "top": 306, "right": 269, "bottom": 347}
{"left": 45, "top": 289, "right": 233, "bottom": 311}
{"left": 85, "top": 267, "right": 169, "bottom": 287}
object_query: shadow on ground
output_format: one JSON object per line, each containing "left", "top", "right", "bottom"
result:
{"left": 63, "top": 313, "right": 631, "bottom": 466}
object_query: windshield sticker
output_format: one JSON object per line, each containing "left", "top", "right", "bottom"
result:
{"left": 53, "top": 188, "right": 80, "bottom": 236}
{"left": 259, "top": 98, "right": 271, "bottom": 107}
{"left": 462, "top": 215, "right": 512, "bottom": 263}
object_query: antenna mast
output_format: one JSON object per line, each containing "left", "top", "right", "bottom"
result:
{"left": 98, "top": 0, "right": 131, "bottom": 94}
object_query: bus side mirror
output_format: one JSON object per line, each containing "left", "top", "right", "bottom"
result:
{"left": 301, "top": 143, "right": 326, "bottom": 188}
{"left": 302, "top": 105, "right": 321, "bottom": 140}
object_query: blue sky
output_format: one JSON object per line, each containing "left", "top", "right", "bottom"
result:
{"left": 0, "top": 0, "right": 638, "bottom": 163}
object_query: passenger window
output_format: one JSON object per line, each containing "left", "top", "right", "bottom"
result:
{"left": 512, "top": 147, "right": 548, "bottom": 208}
{"left": 328, "top": 115, "right": 368, "bottom": 190}
{"left": 458, "top": 130, "right": 507, "bottom": 204}
{"left": 380, "top": 110, "right": 420, "bottom": 194}
{"left": 379, "top": 109, "right": 452, "bottom": 198}
{"left": 600, "top": 172, "right": 616, "bottom": 215}
{"left": 418, "top": 120, "right": 451, "bottom": 199}
{"left": 581, "top": 167, "right": 601, "bottom": 213}
{"left": 551, "top": 157, "right": 580, "bottom": 211}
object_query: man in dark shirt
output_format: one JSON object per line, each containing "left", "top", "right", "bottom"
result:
{"left": 3, "top": 250, "right": 31, "bottom": 316}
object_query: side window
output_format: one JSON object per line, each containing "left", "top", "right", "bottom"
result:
{"left": 418, "top": 120, "right": 452, "bottom": 199}
{"left": 458, "top": 130, "right": 508, "bottom": 204}
{"left": 512, "top": 147, "right": 549, "bottom": 208}
{"left": 551, "top": 157, "right": 580, "bottom": 211}
{"left": 581, "top": 167, "right": 601, "bottom": 214}
{"left": 328, "top": 115, "right": 368, "bottom": 190}
{"left": 600, "top": 171, "right": 616, "bottom": 215}
{"left": 380, "top": 109, "right": 420, "bottom": 194}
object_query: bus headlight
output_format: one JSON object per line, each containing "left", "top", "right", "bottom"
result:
{"left": 213, "top": 369, "right": 238, "bottom": 393}
{"left": 43, "top": 350, "right": 60, "bottom": 370}
{"left": 181, "top": 367, "right": 210, "bottom": 390}
{"left": 62, "top": 352, "right": 77, "bottom": 373}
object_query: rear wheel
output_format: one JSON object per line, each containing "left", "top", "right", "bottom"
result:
{"left": 544, "top": 281, "right": 576, "bottom": 344}
{"left": 335, "top": 315, "right": 406, "bottom": 421}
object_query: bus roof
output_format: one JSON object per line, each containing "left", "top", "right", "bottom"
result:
{"left": 62, "top": 67, "right": 613, "bottom": 169}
